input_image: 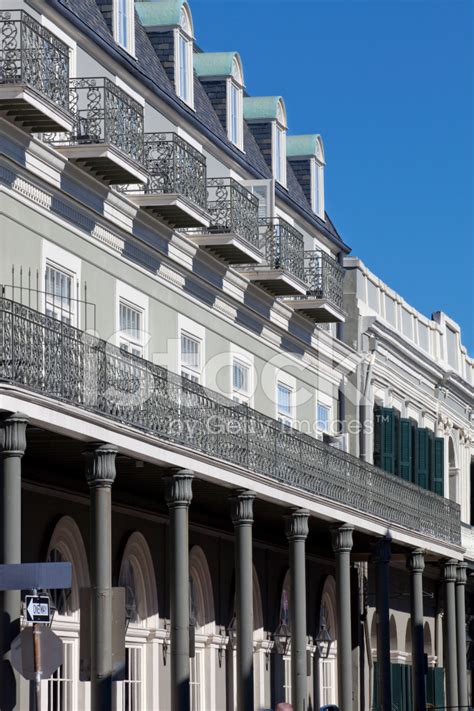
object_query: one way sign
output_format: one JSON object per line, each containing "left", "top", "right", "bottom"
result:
{"left": 25, "top": 595, "right": 50, "bottom": 624}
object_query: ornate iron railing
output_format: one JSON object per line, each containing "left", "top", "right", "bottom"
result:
{"left": 257, "top": 218, "right": 305, "bottom": 282}
{"left": 185, "top": 178, "right": 260, "bottom": 248}
{"left": 0, "top": 298, "right": 461, "bottom": 546}
{"left": 302, "top": 251, "right": 345, "bottom": 311}
{"left": 45, "top": 77, "right": 144, "bottom": 164}
{"left": 0, "top": 10, "right": 70, "bottom": 111}
{"left": 121, "top": 132, "right": 207, "bottom": 210}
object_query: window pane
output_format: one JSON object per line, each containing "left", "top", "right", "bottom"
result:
{"left": 277, "top": 383, "right": 291, "bottom": 416}
{"left": 230, "top": 84, "right": 239, "bottom": 144}
{"left": 275, "top": 127, "right": 281, "bottom": 181}
{"left": 313, "top": 162, "right": 320, "bottom": 213}
{"left": 233, "top": 360, "right": 249, "bottom": 393}
{"left": 45, "top": 265, "right": 74, "bottom": 324}
{"left": 123, "top": 646, "right": 142, "bottom": 711}
{"left": 181, "top": 334, "right": 200, "bottom": 369}
{"left": 179, "top": 35, "right": 188, "bottom": 100}
{"left": 317, "top": 404, "right": 330, "bottom": 432}
{"left": 47, "top": 641, "right": 73, "bottom": 711}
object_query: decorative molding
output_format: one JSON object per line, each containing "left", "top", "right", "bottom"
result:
{"left": 284, "top": 508, "right": 310, "bottom": 541}
{"left": 229, "top": 489, "right": 255, "bottom": 526}
{"left": 407, "top": 548, "right": 425, "bottom": 574}
{"left": 331, "top": 523, "right": 354, "bottom": 553}
{"left": 0, "top": 412, "right": 28, "bottom": 456}
{"left": 164, "top": 470, "right": 194, "bottom": 507}
{"left": 91, "top": 224, "right": 124, "bottom": 253}
{"left": 12, "top": 175, "right": 52, "bottom": 210}
{"left": 443, "top": 559, "right": 458, "bottom": 583}
{"left": 456, "top": 561, "right": 468, "bottom": 586}
{"left": 83, "top": 443, "right": 118, "bottom": 488}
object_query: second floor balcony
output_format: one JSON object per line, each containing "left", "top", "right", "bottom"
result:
{"left": 185, "top": 178, "right": 262, "bottom": 264}
{"left": 285, "top": 250, "right": 346, "bottom": 323}
{"left": 0, "top": 10, "right": 73, "bottom": 133}
{"left": 46, "top": 77, "right": 147, "bottom": 185}
{"left": 0, "top": 296, "right": 461, "bottom": 549}
{"left": 239, "top": 218, "right": 307, "bottom": 296}
{"left": 121, "top": 132, "right": 210, "bottom": 228}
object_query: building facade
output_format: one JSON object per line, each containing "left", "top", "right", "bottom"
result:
{"left": 0, "top": 0, "right": 472, "bottom": 710}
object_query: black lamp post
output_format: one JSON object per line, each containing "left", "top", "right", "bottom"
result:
{"left": 273, "top": 621, "right": 291, "bottom": 655}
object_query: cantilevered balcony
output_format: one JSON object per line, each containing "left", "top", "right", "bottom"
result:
{"left": 0, "top": 10, "right": 73, "bottom": 132}
{"left": 239, "top": 218, "right": 307, "bottom": 296}
{"left": 46, "top": 78, "right": 147, "bottom": 185}
{"left": 285, "top": 251, "right": 346, "bottom": 323}
{"left": 185, "top": 178, "right": 262, "bottom": 264}
{"left": 0, "top": 296, "right": 461, "bottom": 548}
{"left": 121, "top": 133, "right": 210, "bottom": 228}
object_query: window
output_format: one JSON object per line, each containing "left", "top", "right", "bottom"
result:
{"left": 190, "top": 649, "right": 203, "bottom": 710}
{"left": 181, "top": 332, "right": 201, "bottom": 383}
{"left": 274, "top": 99, "right": 287, "bottom": 186}
{"left": 277, "top": 382, "right": 293, "bottom": 425}
{"left": 119, "top": 301, "right": 144, "bottom": 358}
{"left": 283, "top": 656, "right": 292, "bottom": 703}
{"left": 312, "top": 158, "right": 324, "bottom": 218}
{"left": 114, "top": 0, "right": 135, "bottom": 54}
{"left": 176, "top": 5, "right": 193, "bottom": 106}
{"left": 232, "top": 358, "right": 250, "bottom": 404}
{"left": 316, "top": 403, "right": 331, "bottom": 434}
{"left": 45, "top": 263, "right": 75, "bottom": 325}
{"left": 122, "top": 646, "right": 142, "bottom": 711}
{"left": 47, "top": 641, "right": 74, "bottom": 711}
{"left": 320, "top": 658, "right": 336, "bottom": 705}
{"left": 227, "top": 56, "right": 244, "bottom": 148}
{"left": 229, "top": 82, "right": 240, "bottom": 145}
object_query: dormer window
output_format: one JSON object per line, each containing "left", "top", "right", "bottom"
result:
{"left": 114, "top": 0, "right": 135, "bottom": 54}
{"left": 243, "top": 95, "right": 287, "bottom": 184}
{"left": 175, "top": 4, "right": 194, "bottom": 106}
{"left": 228, "top": 56, "right": 243, "bottom": 148}
{"left": 274, "top": 99, "right": 287, "bottom": 186}
{"left": 287, "top": 134, "right": 325, "bottom": 218}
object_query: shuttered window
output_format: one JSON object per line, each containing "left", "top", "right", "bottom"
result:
{"left": 416, "top": 428, "right": 430, "bottom": 490}
{"left": 399, "top": 418, "right": 413, "bottom": 482}
{"left": 374, "top": 406, "right": 396, "bottom": 474}
{"left": 431, "top": 437, "right": 445, "bottom": 496}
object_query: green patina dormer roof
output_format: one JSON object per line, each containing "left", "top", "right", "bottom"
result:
{"left": 243, "top": 96, "right": 284, "bottom": 122}
{"left": 135, "top": 0, "right": 186, "bottom": 28}
{"left": 287, "top": 134, "right": 324, "bottom": 161}
{"left": 194, "top": 52, "right": 240, "bottom": 79}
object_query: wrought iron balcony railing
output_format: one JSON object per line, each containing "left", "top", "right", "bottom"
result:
{"left": 141, "top": 132, "right": 207, "bottom": 209}
{"left": 203, "top": 178, "right": 260, "bottom": 248}
{"left": 258, "top": 218, "right": 305, "bottom": 282}
{"left": 0, "top": 10, "right": 71, "bottom": 129}
{"left": 45, "top": 77, "right": 144, "bottom": 166}
{"left": 0, "top": 298, "right": 461, "bottom": 547}
{"left": 305, "top": 251, "right": 345, "bottom": 310}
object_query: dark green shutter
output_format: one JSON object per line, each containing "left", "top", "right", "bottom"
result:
{"left": 416, "top": 428, "right": 430, "bottom": 490}
{"left": 431, "top": 437, "right": 445, "bottom": 496}
{"left": 391, "top": 664, "right": 403, "bottom": 711}
{"left": 426, "top": 667, "right": 445, "bottom": 707}
{"left": 394, "top": 411, "right": 401, "bottom": 476}
{"left": 374, "top": 406, "right": 382, "bottom": 468}
{"left": 399, "top": 419, "right": 413, "bottom": 481}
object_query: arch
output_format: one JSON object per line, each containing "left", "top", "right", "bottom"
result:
{"left": 118, "top": 531, "right": 159, "bottom": 629}
{"left": 276, "top": 97, "right": 287, "bottom": 128}
{"left": 231, "top": 54, "right": 244, "bottom": 86}
{"left": 423, "top": 621, "right": 433, "bottom": 656}
{"left": 189, "top": 545, "right": 216, "bottom": 631}
{"left": 179, "top": 2, "right": 193, "bottom": 36}
{"left": 253, "top": 566, "right": 264, "bottom": 636}
{"left": 405, "top": 619, "right": 412, "bottom": 653}
{"left": 46, "top": 516, "right": 89, "bottom": 618}
{"left": 389, "top": 614, "right": 398, "bottom": 651}
{"left": 319, "top": 575, "right": 337, "bottom": 640}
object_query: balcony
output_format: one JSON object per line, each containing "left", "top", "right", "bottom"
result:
{"left": 239, "top": 218, "right": 307, "bottom": 296}
{"left": 0, "top": 10, "right": 73, "bottom": 133}
{"left": 184, "top": 178, "right": 262, "bottom": 264}
{"left": 285, "top": 251, "right": 346, "bottom": 323}
{"left": 46, "top": 78, "right": 147, "bottom": 185}
{"left": 0, "top": 296, "right": 461, "bottom": 548}
{"left": 121, "top": 133, "right": 209, "bottom": 228}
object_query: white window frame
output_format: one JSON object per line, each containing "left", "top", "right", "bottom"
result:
{"left": 114, "top": 0, "right": 135, "bottom": 55}
{"left": 41, "top": 241, "right": 81, "bottom": 328}
{"left": 190, "top": 647, "right": 205, "bottom": 710}
{"left": 41, "top": 636, "right": 78, "bottom": 711}
{"left": 175, "top": 6, "right": 194, "bottom": 108}
{"left": 273, "top": 122, "right": 287, "bottom": 187}
{"left": 316, "top": 394, "right": 333, "bottom": 438}
{"left": 311, "top": 157, "right": 325, "bottom": 218}
{"left": 178, "top": 315, "right": 205, "bottom": 385}
{"left": 242, "top": 178, "right": 275, "bottom": 219}
{"left": 276, "top": 382, "right": 293, "bottom": 426}
{"left": 115, "top": 282, "right": 149, "bottom": 358}
{"left": 227, "top": 79, "right": 243, "bottom": 149}
{"left": 231, "top": 357, "right": 251, "bottom": 405}
{"left": 119, "top": 300, "right": 145, "bottom": 358}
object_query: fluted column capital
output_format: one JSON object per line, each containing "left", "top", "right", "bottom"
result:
{"left": 83, "top": 443, "right": 118, "bottom": 488}
{"left": 443, "top": 559, "right": 458, "bottom": 583}
{"left": 229, "top": 489, "right": 255, "bottom": 526}
{"left": 284, "top": 508, "right": 309, "bottom": 541}
{"left": 456, "top": 561, "right": 468, "bottom": 586}
{"left": 407, "top": 548, "right": 425, "bottom": 574}
{"left": 0, "top": 412, "right": 28, "bottom": 456}
{"left": 331, "top": 523, "right": 354, "bottom": 553}
{"left": 164, "top": 470, "right": 194, "bottom": 508}
{"left": 373, "top": 536, "right": 391, "bottom": 565}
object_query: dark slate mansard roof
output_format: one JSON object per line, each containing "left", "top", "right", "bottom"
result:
{"left": 49, "top": 0, "right": 350, "bottom": 253}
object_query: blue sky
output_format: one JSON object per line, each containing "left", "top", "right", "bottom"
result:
{"left": 190, "top": 0, "right": 474, "bottom": 354}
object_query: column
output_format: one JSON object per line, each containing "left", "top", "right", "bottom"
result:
{"left": 373, "top": 536, "right": 391, "bottom": 711}
{"left": 164, "top": 470, "right": 194, "bottom": 711}
{"left": 407, "top": 549, "right": 426, "bottom": 711}
{"left": 84, "top": 442, "right": 118, "bottom": 711}
{"left": 456, "top": 562, "right": 468, "bottom": 708}
{"left": 444, "top": 559, "right": 458, "bottom": 709}
{"left": 0, "top": 413, "right": 28, "bottom": 711}
{"left": 229, "top": 490, "right": 255, "bottom": 711}
{"left": 285, "top": 508, "right": 309, "bottom": 711}
{"left": 331, "top": 523, "right": 354, "bottom": 711}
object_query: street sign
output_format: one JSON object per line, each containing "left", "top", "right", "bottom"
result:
{"left": 25, "top": 595, "right": 50, "bottom": 624}
{"left": 0, "top": 562, "right": 72, "bottom": 591}
{"left": 11, "top": 627, "right": 63, "bottom": 680}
